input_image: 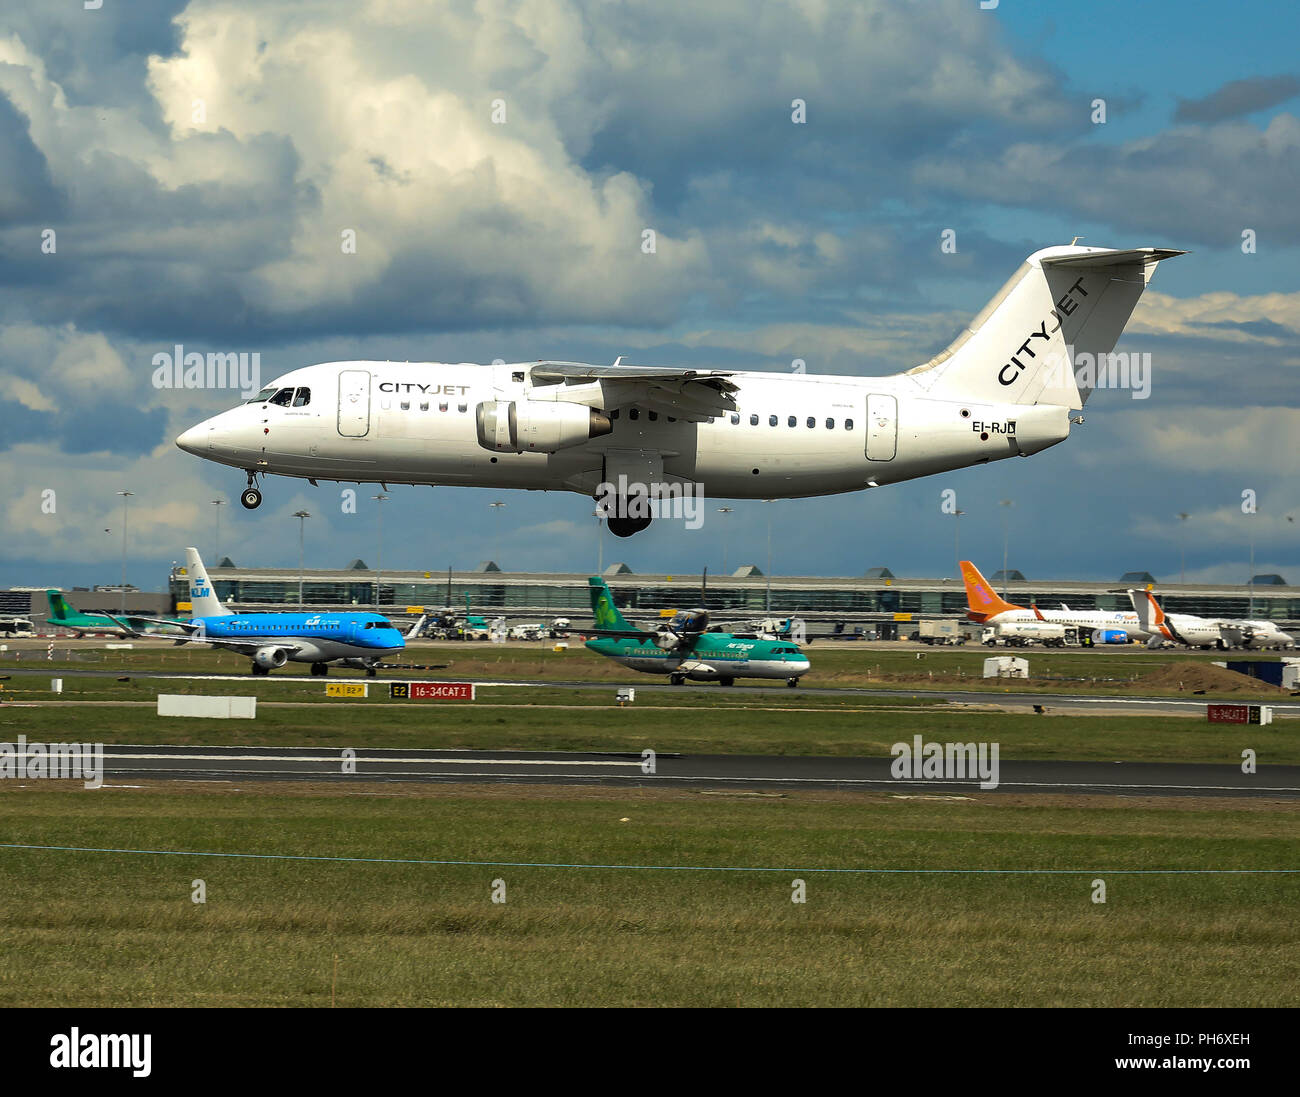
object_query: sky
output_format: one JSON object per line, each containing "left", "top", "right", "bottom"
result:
{"left": 0, "top": 0, "right": 1297, "bottom": 592}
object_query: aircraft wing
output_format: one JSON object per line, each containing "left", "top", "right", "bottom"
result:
{"left": 530, "top": 361, "right": 739, "bottom": 421}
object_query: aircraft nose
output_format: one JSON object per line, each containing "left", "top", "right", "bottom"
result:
{"left": 175, "top": 422, "right": 209, "bottom": 454}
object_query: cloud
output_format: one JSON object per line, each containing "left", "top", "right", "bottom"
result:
{"left": 1175, "top": 74, "right": 1300, "bottom": 123}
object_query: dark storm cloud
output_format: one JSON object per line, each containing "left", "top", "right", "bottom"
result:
{"left": 0, "top": 91, "right": 62, "bottom": 224}
{"left": 1175, "top": 75, "right": 1300, "bottom": 123}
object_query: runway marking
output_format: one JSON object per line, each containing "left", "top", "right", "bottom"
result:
{"left": 3, "top": 843, "right": 1298, "bottom": 875}
{"left": 30, "top": 751, "right": 642, "bottom": 768}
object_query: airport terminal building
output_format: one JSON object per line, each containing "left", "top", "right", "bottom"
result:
{"left": 121, "top": 560, "right": 1300, "bottom": 631}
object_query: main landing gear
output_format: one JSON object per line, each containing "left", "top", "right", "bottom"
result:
{"left": 603, "top": 493, "right": 653, "bottom": 538}
{"left": 240, "top": 470, "right": 263, "bottom": 510}
{"left": 311, "top": 663, "right": 329, "bottom": 677}
{"left": 786, "top": 677, "right": 800, "bottom": 689}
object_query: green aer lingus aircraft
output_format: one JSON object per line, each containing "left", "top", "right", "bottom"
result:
{"left": 44, "top": 590, "right": 188, "bottom": 637}
{"left": 581, "top": 577, "right": 811, "bottom": 687}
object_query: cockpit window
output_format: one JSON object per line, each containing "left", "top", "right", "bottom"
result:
{"left": 269, "top": 388, "right": 294, "bottom": 406}
{"left": 292, "top": 387, "right": 311, "bottom": 407}
{"left": 247, "top": 386, "right": 277, "bottom": 404}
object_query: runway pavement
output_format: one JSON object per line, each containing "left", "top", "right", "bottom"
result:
{"left": 73, "top": 744, "right": 1300, "bottom": 799}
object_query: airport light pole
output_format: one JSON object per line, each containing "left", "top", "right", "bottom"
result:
{"left": 116, "top": 490, "right": 133, "bottom": 614}
{"left": 293, "top": 510, "right": 311, "bottom": 610}
{"left": 371, "top": 494, "right": 388, "bottom": 609}
{"left": 211, "top": 497, "right": 225, "bottom": 562}
{"left": 999, "top": 499, "right": 1014, "bottom": 598}
{"left": 717, "top": 506, "right": 734, "bottom": 575}
{"left": 488, "top": 501, "right": 506, "bottom": 569}
{"left": 1177, "top": 512, "right": 1190, "bottom": 585}
{"left": 592, "top": 508, "right": 605, "bottom": 576}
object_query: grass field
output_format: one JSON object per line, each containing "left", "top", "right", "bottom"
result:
{"left": 3, "top": 639, "right": 1291, "bottom": 698}
{"left": 2, "top": 782, "right": 1297, "bottom": 1007}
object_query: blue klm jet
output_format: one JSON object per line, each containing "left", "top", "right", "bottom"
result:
{"left": 127, "top": 547, "right": 413, "bottom": 676}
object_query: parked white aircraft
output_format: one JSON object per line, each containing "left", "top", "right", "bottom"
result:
{"left": 961, "top": 561, "right": 1150, "bottom": 643}
{"left": 176, "top": 244, "right": 1181, "bottom": 536}
{"left": 1128, "top": 589, "right": 1294, "bottom": 650}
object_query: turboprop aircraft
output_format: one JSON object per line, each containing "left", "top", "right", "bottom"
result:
{"left": 175, "top": 244, "right": 1182, "bottom": 536}
{"left": 44, "top": 591, "right": 188, "bottom": 637}
{"left": 578, "top": 577, "right": 811, "bottom": 687}
{"left": 125, "top": 548, "right": 411, "bottom": 675}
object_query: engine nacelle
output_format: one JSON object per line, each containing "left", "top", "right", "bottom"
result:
{"left": 476, "top": 399, "right": 613, "bottom": 454}
{"left": 254, "top": 646, "right": 289, "bottom": 669}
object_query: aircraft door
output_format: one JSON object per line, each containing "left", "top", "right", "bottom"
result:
{"left": 865, "top": 394, "right": 897, "bottom": 461}
{"left": 338, "top": 370, "right": 371, "bottom": 437}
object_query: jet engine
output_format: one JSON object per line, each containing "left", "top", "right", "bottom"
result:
{"left": 253, "top": 646, "right": 289, "bottom": 669}
{"left": 476, "top": 400, "right": 613, "bottom": 454}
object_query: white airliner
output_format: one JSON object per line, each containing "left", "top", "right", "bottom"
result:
{"left": 176, "top": 244, "right": 1181, "bottom": 536}
{"left": 961, "top": 561, "right": 1150, "bottom": 643}
{"left": 1128, "top": 589, "right": 1294, "bottom": 650}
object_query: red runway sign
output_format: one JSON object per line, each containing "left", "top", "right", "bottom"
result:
{"left": 389, "top": 682, "right": 476, "bottom": 701}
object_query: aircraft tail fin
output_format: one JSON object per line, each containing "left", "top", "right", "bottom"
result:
{"left": 184, "top": 548, "right": 232, "bottom": 618}
{"left": 1127, "top": 588, "right": 1164, "bottom": 634}
{"left": 959, "top": 561, "right": 1025, "bottom": 622}
{"left": 906, "top": 246, "right": 1184, "bottom": 408}
{"left": 405, "top": 614, "right": 428, "bottom": 640}
{"left": 588, "top": 577, "right": 633, "bottom": 632}
{"left": 45, "top": 590, "right": 73, "bottom": 621}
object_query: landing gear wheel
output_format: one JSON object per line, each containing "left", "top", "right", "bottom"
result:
{"left": 365, "top": 666, "right": 377, "bottom": 678}
{"left": 719, "top": 677, "right": 735, "bottom": 687}
{"left": 251, "top": 663, "right": 269, "bottom": 675}
{"left": 669, "top": 674, "right": 685, "bottom": 686}
{"left": 786, "top": 677, "right": 799, "bottom": 688}
{"left": 241, "top": 487, "right": 262, "bottom": 510}
{"left": 311, "top": 662, "right": 328, "bottom": 677}
{"left": 604, "top": 495, "right": 653, "bottom": 538}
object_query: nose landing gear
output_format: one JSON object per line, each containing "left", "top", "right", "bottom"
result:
{"left": 240, "top": 471, "right": 263, "bottom": 510}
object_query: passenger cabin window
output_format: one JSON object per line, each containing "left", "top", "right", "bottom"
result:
{"left": 787, "top": 415, "right": 796, "bottom": 428}
{"left": 730, "top": 413, "right": 740, "bottom": 425}
{"left": 439, "top": 402, "right": 448, "bottom": 412}
{"left": 512, "top": 371, "right": 525, "bottom": 382}
{"left": 292, "top": 387, "right": 311, "bottom": 407}
{"left": 769, "top": 414, "right": 778, "bottom": 426}
{"left": 458, "top": 403, "right": 467, "bottom": 413}
{"left": 806, "top": 416, "right": 815, "bottom": 428}
{"left": 750, "top": 414, "right": 758, "bottom": 426}
{"left": 826, "top": 418, "right": 834, "bottom": 429}
{"left": 420, "top": 402, "right": 429, "bottom": 411}
{"left": 648, "top": 410, "right": 658, "bottom": 421}
{"left": 269, "top": 388, "right": 294, "bottom": 406}
{"left": 610, "top": 409, "right": 620, "bottom": 420}
{"left": 845, "top": 418, "right": 854, "bottom": 430}
{"left": 400, "top": 400, "right": 410, "bottom": 410}
{"left": 629, "top": 408, "right": 639, "bottom": 421}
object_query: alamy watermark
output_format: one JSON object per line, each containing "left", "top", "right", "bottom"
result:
{"left": 151, "top": 344, "right": 261, "bottom": 399}
{"left": 595, "top": 476, "right": 704, "bottom": 530}
{"left": 0, "top": 735, "right": 104, "bottom": 789}
{"left": 1042, "top": 344, "right": 1152, "bottom": 400}
{"left": 891, "top": 735, "right": 1000, "bottom": 790}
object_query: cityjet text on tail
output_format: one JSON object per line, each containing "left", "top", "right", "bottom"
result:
{"left": 176, "top": 245, "right": 1182, "bottom": 536}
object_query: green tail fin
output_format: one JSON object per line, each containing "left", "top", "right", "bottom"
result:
{"left": 46, "top": 590, "right": 72, "bottom": 620}
{"left": 588, "top": 577, "right": 632, "bottom": 631}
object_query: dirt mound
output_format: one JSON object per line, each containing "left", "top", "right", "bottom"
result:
{"left": 1137, "top": 662, "right": 1285, "bottom": 694}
